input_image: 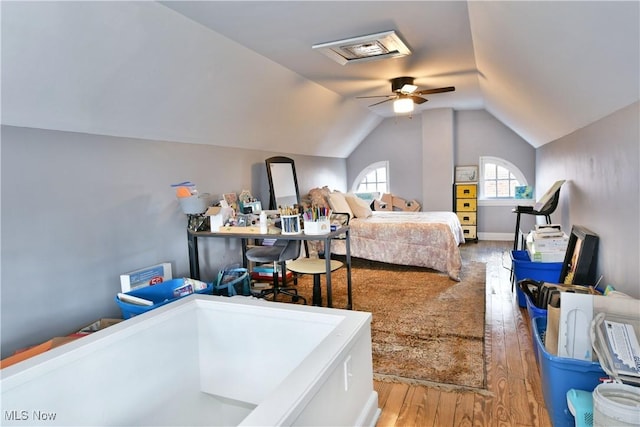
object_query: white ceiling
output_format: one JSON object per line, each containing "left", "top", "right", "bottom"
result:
{"left": 160, "top": 1, "right": 483, "bottom": 112}
{"left": 160, "top": 1, "right": 639, "bottom": 148}
{"left": 2, "top": 1, "right": 638, "bottom": 157}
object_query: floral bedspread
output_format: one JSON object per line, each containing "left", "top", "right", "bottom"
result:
{"left": 325, "top": 211, "right": 465, "bottom": 280}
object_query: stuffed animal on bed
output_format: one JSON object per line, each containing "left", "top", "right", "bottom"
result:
{"left": 301, "top": 186, "right": 331, "bottom": 210}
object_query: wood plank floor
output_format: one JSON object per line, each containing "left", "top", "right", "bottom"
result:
{"left": 373, "top": 240, "right": 551, "bottom": 427}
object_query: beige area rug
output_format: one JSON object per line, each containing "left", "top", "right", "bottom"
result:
{"left": 287, "top": 258, "right": 487, "bottom": 391}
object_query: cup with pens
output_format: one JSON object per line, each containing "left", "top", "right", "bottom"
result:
{"left": 280, "top": 206, "right": 301, "bottom": 235}
{"left": 303, "top": 206, "right": 331, "bottom": 235}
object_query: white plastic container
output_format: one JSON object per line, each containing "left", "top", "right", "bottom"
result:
{"left": 590, "top": 309, "right": 640, "bottom": 427}
{"left": 259, "top": 211, "right": 268, "bottom": 234}
{"left": 592, "top": 382, "right": 640, "bottom": 426}
{"left": 280, "top": 214, "right": 300, "bottom": 234}
{"left": 303, "top": 219, "right": 330, "bottom": 235}
{"left": 1, "top": 296, "right": 380, "bottom": 426}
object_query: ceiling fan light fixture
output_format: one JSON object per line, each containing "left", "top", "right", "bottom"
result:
{"left": 312, "top": 30, "right": 411, "bottom": 65}
{"left": 393, "top": 97, "right": 414, "bottom": 114}
{"left": 400, "top": 84, "right": 418, "bottom": 94}
{"left": 357, "top": 76, "right": 454, "bottom": 111}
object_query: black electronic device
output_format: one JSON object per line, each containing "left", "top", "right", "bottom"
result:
{"left": 560, "top": 225, "right": 599, "bottom": 286}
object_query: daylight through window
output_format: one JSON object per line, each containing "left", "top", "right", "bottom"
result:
{"left": 353, "top": 161, "right": 389, "bottom": 194}
{"left": 479, "top": 157, "right": 527, "bottom": 199}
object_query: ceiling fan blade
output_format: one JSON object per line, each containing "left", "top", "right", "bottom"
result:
{"left": 356, "top": 94, "right": 395, "bottom": 99}
{"left": 368, "top": 98, "right": 394, "bottom": 107}
{"left": 410, "top": 96, "right": 428, "bottom": 105}
{"left": 414, "top": 86, "right": 456, "bottom": 95}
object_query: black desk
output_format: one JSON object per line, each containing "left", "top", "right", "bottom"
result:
{"left": 187, "top": 227, "right": 352, "bottom": 310}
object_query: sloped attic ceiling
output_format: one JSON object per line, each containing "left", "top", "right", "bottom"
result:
{"left": 1, "top": 1, "right": 380, "bottom": 158}
{"left": 468, "top": 1, "right": 640, "bottom": 146}
{"left": 2, "top": 2, "right": 638, "bottom": 158}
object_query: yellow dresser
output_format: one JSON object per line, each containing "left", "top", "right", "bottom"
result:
{"left": 455, "top": 183, "right": 478, "bottom": 241}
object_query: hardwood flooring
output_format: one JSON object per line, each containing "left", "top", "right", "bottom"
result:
{"left": 373, "top": 240, "right": 551, "bottom": 427}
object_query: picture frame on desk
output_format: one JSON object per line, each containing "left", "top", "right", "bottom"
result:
{"left": 560, "top": 225, "right": 599, "bottom": 286}
{"left": 223, "top": 192, "right": 238, "bottom": 211}
{"left": 455, "top": 165, "right": 478, "bottom": 183}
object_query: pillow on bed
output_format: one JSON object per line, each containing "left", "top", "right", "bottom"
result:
{"left": 345, "top": 193, "right": 373, "bottom": 218}
{"left": 328, "top": 192, "right": 353, "bottom": 218}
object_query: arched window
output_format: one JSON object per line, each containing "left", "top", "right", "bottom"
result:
{"left": 352, "top": 161, "right": 389, "bottom": 194}
{"left": 479, "top": 156, "right": 528, "bottom": 200}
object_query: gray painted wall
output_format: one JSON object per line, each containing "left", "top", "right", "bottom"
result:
{"left": 3, "top": 102, "right": 637, "bottom": 357}
{"left": 422, "top": 109, "right": 455, "bottom": 211}
{"left": 348, "top": 109, "right": 536, "bottom": 233}
{"left": 0, "top": 125, "right": 346, "bottom": 357}
{"left": 536, "top": 102, "right": 639, "bottom": 297}
{"left": 346, "top": 116, "right": 423, "bottom": 201}
{"left": 455, "top": 110, "right": 537, "bottom": 235}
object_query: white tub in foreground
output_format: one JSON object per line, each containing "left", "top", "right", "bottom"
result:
{"left": 1, "top": 295, "right": 380, "bottom": 426}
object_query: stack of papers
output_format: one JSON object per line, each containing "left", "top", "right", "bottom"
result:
{"left": 527, "top": 227, "right": 568, "bottom": 262}
{"left": 602, "top": 320, "right": 640, "bottom": 378}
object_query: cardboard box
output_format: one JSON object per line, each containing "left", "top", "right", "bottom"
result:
{"left": 206, "top": 206, "right": 235, "bottom": 232}
{"left": 77, "top": 318, "right": 123, "bottom": 334}
{"left": 0, "top": 318, "right": 124, "bottom": 369}
{"left": 1, "top": 337, "right": 83, "bottom": 369}
{"left": 120, "top": 263, "right": 172, "bottom": 293}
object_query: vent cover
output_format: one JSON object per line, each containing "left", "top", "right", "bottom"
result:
{"left": 312, "top": 30, "right": 411, "bottom": 65}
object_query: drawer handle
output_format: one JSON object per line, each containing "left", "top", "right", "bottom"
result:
{"left": 464, "top": 203, "right": 470, "bottom": 208}
{"left": 463, "top": 189, "right": 470, "bottom": 194}
{"left": 463, "top": 216, "right": 470, "bottom": 221}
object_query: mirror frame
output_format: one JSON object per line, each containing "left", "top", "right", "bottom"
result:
{"left": 265, "top": 156, "right": 300, "bottom": 210}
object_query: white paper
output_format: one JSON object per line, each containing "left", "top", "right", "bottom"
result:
{"left": 559, "top": 293, "right": 594, "bottom": 360}
{"left": 603, "top": 320, "right": 640, "bottom": 377}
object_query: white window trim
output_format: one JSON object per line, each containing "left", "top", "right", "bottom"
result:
{"left": 478, "top": 156, "right": 530, "bottom": 207}
{"left": 478, "top": 198, "right": 535, "bottom": 207}
{"left": 351, "top": 160, "right": 390, "bottom": 193}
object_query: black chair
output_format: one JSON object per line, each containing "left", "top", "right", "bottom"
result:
{"left": 510, "top": 183, "right": 563, "bottom": 290}
{"left": 245, "top": 239, "right": 306, "bottom": 304}
{"left": 512, "top": 184, "right": 563, "bottom": 251}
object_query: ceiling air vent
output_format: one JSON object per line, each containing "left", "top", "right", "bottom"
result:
{"left": 312, "top": 30, "right": 411, "bottom": 65}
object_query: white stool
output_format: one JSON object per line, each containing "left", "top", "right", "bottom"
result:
{"left": 287, "top": 259, "right": 343, "bottom": 307}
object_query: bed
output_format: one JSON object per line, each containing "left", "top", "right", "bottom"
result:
{"left": 302, "top": 189, "right": 465, "bottom": 281}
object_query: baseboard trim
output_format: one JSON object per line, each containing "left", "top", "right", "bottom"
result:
{"left": 477, "top": 232, "right": 513, "bottom": 241}
{"left": 356, "top": 391, "right": 381, "bottom": 427}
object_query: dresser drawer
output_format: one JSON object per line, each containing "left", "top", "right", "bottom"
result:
{"left": 456, "top": 198, "right": 477, "bottom": 212}
{"left": 457, "top": 212, "right": 476, "bottom": 226}
{"left": 456, "top": 184, "right": 477, "bottom": 199}
{"left": 462, "top": 225, "right": 477, "bottom": 239}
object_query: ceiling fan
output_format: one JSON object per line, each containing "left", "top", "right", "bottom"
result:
{"left": 357, "top": 77, "right": 455, "bottom": 112}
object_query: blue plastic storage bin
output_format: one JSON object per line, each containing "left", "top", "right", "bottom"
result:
{"left": 525, "top": 292, "right": 547, "bottom": 321}
{"left": 115, "top": 278, "right": 213, "bottom": 319}
{"left": 516, "top": 285, "right": 528, "bottom": 308}
{"left": 530, "top": 314, "right": 543, "bottom": 365}
{"left": 511, "top": 250, "right": 563, "bottom": 307}
{"left": 532, "top": 317, "right": 606, "bottom": 427}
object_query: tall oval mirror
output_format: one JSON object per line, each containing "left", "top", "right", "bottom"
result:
{"left": 266, "top": 156, "right": 300, "bottom": 210}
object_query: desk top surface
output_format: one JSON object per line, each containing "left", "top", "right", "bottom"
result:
{"left": 189, "top": 225, "right": 349, "bottom": 240}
